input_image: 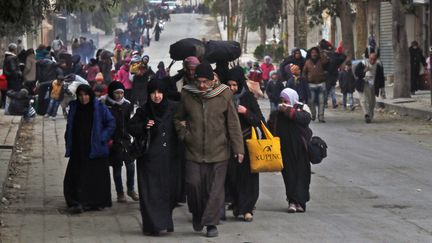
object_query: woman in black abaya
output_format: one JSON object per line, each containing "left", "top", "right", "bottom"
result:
{"left": 225, "top": 66, "right": 265, "bottom": 222}
{"left": 63, "top": 84, "right": 116, "bottom": 214}
{"left": 129, "top": 79, "right": 181, "bottom": 235}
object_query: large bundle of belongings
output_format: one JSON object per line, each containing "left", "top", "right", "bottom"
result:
{"left": 204, "top": 40, "right": 241, "bottom": 63}
{"left": 169, "top": 38, "right": 206, "bottom": 61}
{"left": 6, "top": 88, "right": 36, "bottom": 119}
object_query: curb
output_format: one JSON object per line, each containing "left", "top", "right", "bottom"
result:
{"left": 336, "top": 92, "right": 432, "bottom": 120}
{"left": 0, "top": 117, "right": 24, "bottom": 200}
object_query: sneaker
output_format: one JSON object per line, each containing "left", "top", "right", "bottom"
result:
{"left": 44, "top": 114, "right": 49, "bottom": 118}
{"left": 127, "top": 191, "right": 139, "bottom": 201}
{"left": 295, "top": 203, "right": 305, "bottom": 213}
{"left": 51, "top": 116, "right": 56, "bottom": 121}
{"left": 318, "top": 119, "right": 326, "bottom": 123}
{"left": 288, "top": 203, "right": 296, "bottom": 213}
{"left": 206, "top": 225, "right": 218, "bottom": 238}
{"left": 117, "top": 192, "right": 127, "bottom": 203}
{"left": 332, "top": 104, "right": 339, "bottom": 109}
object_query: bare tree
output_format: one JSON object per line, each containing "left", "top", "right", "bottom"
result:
{"left": 392, "top": 0, "right": 410, "bottom": 98}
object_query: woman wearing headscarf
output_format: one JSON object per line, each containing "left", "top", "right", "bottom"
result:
{"left": 63, "top": 84, "right": 116, "bottom": 214}
{"left": 268, "top": 88, "right": 313, "bottom": 213}
{"left": 225, "top": 66, "right": 265, "bottom": 222}
{"left": 105, "top": 81, "right": 138, "bottom": 203}
{"left": 129, "top": 79, "right": 181, "bottom": 235}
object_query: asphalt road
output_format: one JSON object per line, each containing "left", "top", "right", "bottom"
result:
{"left": 1, "top": 13, "right": 432, "bottom": 243}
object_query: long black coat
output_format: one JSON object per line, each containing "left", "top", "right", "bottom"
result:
{"left": 409, "top": 46, "right": 426, "bottom": 92}
{"left": 106, "top": 98, "right": 133, "bottom": 164}
{"left": 226, "top": 90, "right": 264, "bottom": 215}
{"left": 354, "top": 62, "right": 385, "bottom": 96}
{"left": 3, "top": 53, "right": 22, "bottom": 91}
{"left": 268, "top": 104, "right": 312, "bottom": 209}
{"left": 128, "top": 101, "right": 181, "bottom": 233}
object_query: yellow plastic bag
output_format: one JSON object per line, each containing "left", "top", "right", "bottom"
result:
{"left": 246, "top": 121, "right": 284, "bottom": 173}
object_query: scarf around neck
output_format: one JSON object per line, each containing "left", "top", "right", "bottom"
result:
{"left": 106, "top": 96, "right": 127, "bottom": 106}
{"left": 183, "top": 82, "right": 229, "bottom": 99}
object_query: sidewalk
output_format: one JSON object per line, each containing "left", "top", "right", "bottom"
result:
{"left": 215, "top": 16, "right": 432, "bottom": 120}
{"left": 0, "top": 114, "right": 22, "bottom": 200}
{"left": 357, "top": 86, "right": 432, "bottom": 120}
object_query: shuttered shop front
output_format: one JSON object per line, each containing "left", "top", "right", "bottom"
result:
{"left": 379, "top": 1, "right": 394, "bottom": 76}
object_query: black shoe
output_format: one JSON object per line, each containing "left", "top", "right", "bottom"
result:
{"left": 318, "top": 119, "right": 326, "bottom": 123}
{"left": 333, "top": 104, "right": 339, "bottom": 109}
{"left": 68, "top": 205, "right": 83, "bottom": 214}
{"left": 206, "top": 225, "right": 218, "bottom": 238}
{"left": 365, "top": 115, "right": 371, "bottom": 123}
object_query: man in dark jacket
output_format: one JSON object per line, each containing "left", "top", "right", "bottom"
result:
{"left": 279, "top": 48, "right": 305, "bottom": 81}
{"left": 354, "top": 53, "right": 385, "bottom": 123}
{"left": 174, "top": 62, "right": 244, "bottom": 238}
{"left": 3, "top": 43, "right": 22, "bottom": 92}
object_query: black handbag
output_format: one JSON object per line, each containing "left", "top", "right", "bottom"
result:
{"left": 128, "top": 132, "right": 151, "bottom": 160}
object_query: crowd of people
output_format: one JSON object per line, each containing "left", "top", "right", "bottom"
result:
{"left": 1, "top": 24, "right": 430, "bottom": 238}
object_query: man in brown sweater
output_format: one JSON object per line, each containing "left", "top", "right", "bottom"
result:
{"left": 303, "top": 47, "right": 328, "bottom": 122}
{"left": 175, "top": 62, "right": 244, "bottom": 238}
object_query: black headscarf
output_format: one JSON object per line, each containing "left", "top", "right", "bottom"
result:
{"left": 147, "top": 78, "right": 168, "bottom": 119}
{"left": 227, "top": 66, "right": 247, "bottom": 94}
{"left": 76, "top": 84, "right": 95, "bottom": 108}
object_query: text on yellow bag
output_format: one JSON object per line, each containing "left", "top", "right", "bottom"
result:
{"left": 246, "top": 121, "right": 284, "bottom": 173}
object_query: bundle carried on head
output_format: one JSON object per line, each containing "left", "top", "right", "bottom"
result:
{"left": 169, "top": 38, "right": 206, "bottom": 61}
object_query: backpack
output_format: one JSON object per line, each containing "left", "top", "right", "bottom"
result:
{"left": 308, "top": 136, "right": 327, "bottom": 164}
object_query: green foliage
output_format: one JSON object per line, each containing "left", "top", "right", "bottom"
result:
{"left": 91, "top": 8, "right": 114, "bottom": 35}
{"left": 254, "top": 44, "right": 284, "bottom": 63}
{"left": 244, "top": 0, "right": 282, "bottom": 31}
{"left": 0, "top": 0, "right": 118, "bottom": 37}
{"left": 306, "top": 0, "right": 343, "bottom": 28}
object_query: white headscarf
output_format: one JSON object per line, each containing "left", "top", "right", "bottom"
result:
{"left": 280, "top": 88, "right": 299, "bottom": 106}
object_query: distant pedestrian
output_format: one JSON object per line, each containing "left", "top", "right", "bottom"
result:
{"left": 132, "top": 64, "right": 151, "bottom": 107}
{"left": 248, "top": 62, "right": 262, "bottom": 84}
{"left": 409, "top": 41, "right": 427, "bottom": 95}
{"left": 23, "top": 49, "right": 37, "bottom": 91}
{"left": 51, "top": 36, "right": 64, "bottom": 58}
{"left": 338, "top": 61, "right": 356, "bottom": 110}
{"left": 268, "top": 88, "right": 312, "bottom": 214}
{"left": 3, "top": 43, "right": 23, "bottom": 92}
{"left": 129, "top": 79, "right": 181, "bottom": 236}
{"left": 85, "top": 58, "right": 100, "bottom": 87}
{"left": 260, "top": 56, "right": 275, "bottom": 92}
{"left": 64, "top": 84, "right": 116, "bottom": 214}
{"left": 155, "top": 61, "right": 167, "bottom": 80}
{"left": 266, "top": 70, "right": 285, "bottom": 112}
{"left": 45, "top": 75, "right": 65, "bottom": 120}
{"left": 287, "top": 64, "right": 310, "bottom": 104}
{"left": 71, "top": 38, "right": 80, "bottom": 57}
{"left": 116, "top": 59, "right": 132, "bottom": 100}
{"left": 105, "top": 82, "right": 138, "bottom": 203}
{"left": 303, "top": 47, "right": 328, "bottom": 122}
{"left": 175, "top": 62, "right": 244, "bottom": 237}
{"left": 226, "top": 66, "right": 264, "bottom": 222}
{"left": 280, "top": 48, "right": 306, "bottom": 81}
{"left": 354, "top": 53, "right": 385, "bottom": 123}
